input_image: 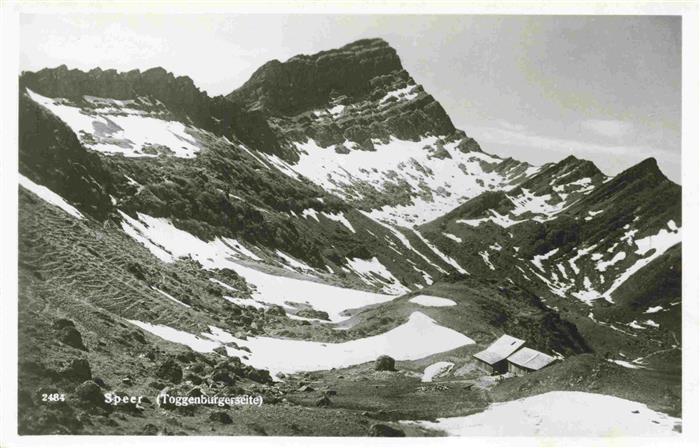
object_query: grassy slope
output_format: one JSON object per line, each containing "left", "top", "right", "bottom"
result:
{"left": 596, "top": 243, "right": 682, "bottom": 338}
{"left": 17, "top": 191, "right": 374, "bottom": 435}
{"left": 21, "top": 89, "right": 460, "bottom": 292}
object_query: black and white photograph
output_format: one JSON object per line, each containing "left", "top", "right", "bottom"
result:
{"left": 1, "top": 1, "right": 698, "bottom": 446}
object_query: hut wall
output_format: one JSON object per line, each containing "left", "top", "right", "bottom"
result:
{"left": 475, "top": 358, "right": 508, "bottom": 374}
{"left": 507, "top": 362, "right": 531, "bottom": 376}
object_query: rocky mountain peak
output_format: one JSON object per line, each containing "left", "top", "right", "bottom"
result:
{"left": 556, "top": 154, "right": 601, "bottom": 173}
{"left": 516, "top": 154, "right": 605, "bottom": 198}
{"left": 288, "top": 37, "right": 397, "bottom": 64}
{"left": 597, "top": 157, "right": 673, "bottom": 195}
{"left": 572, "top": 155, "right": 679, "bottom": 227}
{"left": 224, "top": 37, "right": 464, "bottom": 160}
{"left": 622, "top": 157, "right": 667, "bottom": 181}
{"left": 559, "top": 154, "right": 581, "bottom": 165}
{"left": 226, "top": 37, "right": 403, "bottom": 116}
{"left": 141, "top": 66, "right": 169, "bottom": 78}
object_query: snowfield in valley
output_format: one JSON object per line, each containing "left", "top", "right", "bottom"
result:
{"left": 225, "top": 312, "right": 473, "bottom": 375}
{"left": 230, "top": 262, "right": 396, "bottom": 322}
{"left": 402, "top": 391, "right": 680, "bottom": 436}
{"left": 129, "top": 312, "right": 474, "bottom": 376}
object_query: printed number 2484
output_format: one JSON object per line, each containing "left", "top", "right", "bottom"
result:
{"left": 42, "top": 393, "right": 65, "bottom": 402}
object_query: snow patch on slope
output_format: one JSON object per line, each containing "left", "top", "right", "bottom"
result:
{"left": 411, "top": 229, "right": 468, "bottom": 274}
{"left": 601, "top": 222, "right": 681, "bottom": 302}
{"left": 360, "top": 212, "right": 447, "bottom": 275}
{"left": 223, "top": 296, "right": 269, "bottom": 310}
{"left": 570, "top": 276, "right": 601, "bottom": 306}
{"left": 379, "top": 84, "right": 418, "bottom": 104}
{"left": 275, "top": 250, "right": 316, "bottom": 273}
{"left": 152, "top": 287, "right": 191, "bottom": 308}
{"left": 345, "top": 257, "right": 410, "bottom": 294}
{"left": 531, "top": 248, "right": 559, "bottom": 271}
{"left": 409, "top": 295, "right": 456, "bottom": 307}
{"left": 443, "top": 233, "right": 462, "bottom": 243}
{"left": 322, "top": 212, "right": 355, "bottom": 233}
{"left": 119, "top": 211, "right": 397, "bottom": 321}
{"left": 19, "top": 174, "right": 84, "bottom": 219}
{"left": 421, "top": 361, "right": 455, "bottom": 382}
{"left": 457, "top": 209, "right": 522, "bottom": 228}
{"left": 479, "top": 251, "right": 495, "bottom": 270}
{"left": 508, "top": 188, "right": 566, "bottom": 219}
{"left": 27, "top": 89, "right": 200, "bottom": 158}
{"left": 402, "top": 391, "right": 680, "bottom": 436}
{"left": 288, "top": 135, "right": 525, "bottom": 227}
{"left": 596, "top": 251, "right": 626, "bottom": 272}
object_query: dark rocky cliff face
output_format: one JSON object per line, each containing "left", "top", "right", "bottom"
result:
{"left": 227, "top": 38, "right": 404, "bottom": 115}
{"left": 226, "top": 38, "right": 463, "bottom": 156}
{"left": 19, "top": 93, "right": 116, "bottom": 221}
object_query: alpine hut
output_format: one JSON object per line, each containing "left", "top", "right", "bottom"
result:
{"left": 506, "top": 347, "right": 556, "bottom": 375}
{"left": 473, "top": 334, "right": 525, "bottom": 374}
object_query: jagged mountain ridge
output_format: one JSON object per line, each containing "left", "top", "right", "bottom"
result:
{"left": 21, "top": 65, "right": 283, "bottom": 157}
{"left": 229, "top": 39, "right": 405, "bottom": 114}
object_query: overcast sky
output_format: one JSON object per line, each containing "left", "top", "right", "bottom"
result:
{"left": 20, "top": 14, "right": 681, "bottom": 182}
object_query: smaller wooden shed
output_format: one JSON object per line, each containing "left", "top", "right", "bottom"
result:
{"left": 507, "top": 347, "right": 556, "bottom": 375}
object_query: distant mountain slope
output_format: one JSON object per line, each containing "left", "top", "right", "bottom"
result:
{"left": 594, "top": 243, "right": 681, "bottom": 341}
{"left": 19, "top": 68, "right": 464, "bottom": 293}
{"left": 419, "top": 154, "right": 681, "bottom": 363}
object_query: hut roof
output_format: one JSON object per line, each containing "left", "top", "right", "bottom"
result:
{"left": 473, "top": 334, "right": 525, "bottom": 365}
{"left": 507, "top": 347, "right": 556, "bottom": 371}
